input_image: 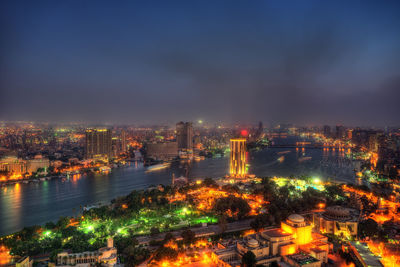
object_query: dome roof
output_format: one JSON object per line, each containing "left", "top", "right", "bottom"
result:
{"left": 288, "top": 214, "right": 305, "bottom": 223}
{"left": 247, "top": 239, "right": 259, "bottom": 248}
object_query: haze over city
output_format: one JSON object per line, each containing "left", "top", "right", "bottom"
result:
{"left": 1, "top": 1, "right": 400, "bottom": 125}
{"left": 2, "top": 1, "right": 400, "bottom": 267}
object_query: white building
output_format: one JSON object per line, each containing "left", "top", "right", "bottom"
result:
{"left": 57, "top": 238, "right": 117, "bottom": 267}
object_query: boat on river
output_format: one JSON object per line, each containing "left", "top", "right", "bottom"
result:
{"left": 145, "top": 162, "right": 171, "bottom": 172}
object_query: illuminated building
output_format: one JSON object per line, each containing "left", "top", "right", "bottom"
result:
{"left": 0, "top": 154, "right": 49, "bottom": 178}
{"left": 57, "top": 238, "right": 116, "bottom": 266}
{"left": 367, "top": 132, "right": 379, "bottom": 153}
{"left": 212, "top": 214, "right": 330, "bottom": 267}
{"left": 85, "top": 129, "right": 112, "bottom": 159}
{"left": 281, "top": 214, "right": 312, "bottom": 245}
{"left": 0, "top": 156, "right": 26, "bottom": 174}
{"left": 346, "top": 129, "right": 353, "bottom": 140}
{"left": 120, "top": 129, "right": 127, "bottom": 153}
{"left": 313, "top": 206, "right": 359, "bottom": 238}
{"left": 283, "top": 253, "right": 320, "bottom": 267}
{"left": 26, "top": 155, "right": 49, "bottom": 173}
{"left": 335, "top": 125, "right": 346, "bottom": 139}
{"left": 230, "top": 138, "right": 246, "bottom": 177}
{"left": 260, "top": 228, "right": 296, "bottom": 256}
{"left": 237, "top": 238, "right": 270, "bottom": 258}
{"left": 323, "top": 125, "right": 331, "bottom": 138}
{"left": 16, "top": 256, "right": 33, "bottom": 267}
{"left": 146, "top": 142, "right": 178, "bottom": 160}
{"left": 176, "top": 121, "right": 193, "bottom": 150}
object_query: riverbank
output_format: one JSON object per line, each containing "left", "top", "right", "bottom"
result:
{"left": 1, "top": 144, "right": 359, "bottom": 236}
{"left": 0, "top": 172, "right": 352, "bottom": 266}
{"left": 0, "top": 159, "right": 138, "bottom": 187}
{"left": 0, "top": 175, "right": 63, "bottom": 187}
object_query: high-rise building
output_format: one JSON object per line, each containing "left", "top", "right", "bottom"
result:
{"left": 146, "top": 142, "right": 178, "bottom": 160}
{"left": 367, "top": 131, "right": 380, "bottom": 153}
{"left": 255, "top": 121, "right": 264, "bottom": 140}
{"left": 352, "top": 129, "right": 381, "bottom": 152}
{"left": 85, "top": 129, "right": 112, "bottom": 159}
{"left": 346, "top": 129, "right": 353, "bottom": 140}
{"left": 323, "top": 125, "right": 331, "bottom": 138}
{"left": 120, "top": 129, "right": 127, "bottom": 153}
{"left": 176, "top": 122, "right": 193, "bottom": 150}
{"left": 230, "top": 138, "right": 247, "bottom": 177}
{"left": 335, "top": 125, "right": 346, "bottom": 139}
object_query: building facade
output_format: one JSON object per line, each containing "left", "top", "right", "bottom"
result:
{"left": 176, "top": 122, "right": 193, "bottom": 150}
{"left": 26, "top": 155, "right": 49, "bottom": 173}
{"left": 313, "top": 206, "right": 359, "bottom": 238}
{"left": 146, "top": 142, "right": 178, "bottom": 160}
{"left": 212, "top": 214, "right": 330, "bottom": 267}
{"left": 281, "top": 214, "right": 313, "bottom": 245}
{"left": 230, "top": 138, "right": 247, "bottom": 178}
{"left": 120, "top": 129, "right": 127, "bottom": 153}
{"left": 85, "top": 129, "right": 112, "bottom": 160}
{"left": 0, "top": 156, "right": 27, "bottom": 174}
{"left": 57, "top": 238, "right": 116, "bottom": 267}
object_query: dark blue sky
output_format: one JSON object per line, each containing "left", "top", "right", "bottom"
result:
{"left": 1, "top": 1, "right": 400, "bottom": 126}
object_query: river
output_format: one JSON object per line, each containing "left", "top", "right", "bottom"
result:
{"left": 0, "top": 138, "right": 357, "bottom": 236}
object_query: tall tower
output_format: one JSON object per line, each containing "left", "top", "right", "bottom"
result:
{"left": 176, "top": 122, "right": 193, "bottom": 150}
{"left": 335, "top": 125, "right": 345, "bottom": 139}
{"left": 230, "top": 138, "right": 247, "bottom": 177}
{"left": 85, "top": 129, "right": 112, "bottom": 159}
{"left": 323, "top": 125, "right": 331, "bottom": 138}
{"left": 120, "top": 129, "right": 127, "bottom": 153}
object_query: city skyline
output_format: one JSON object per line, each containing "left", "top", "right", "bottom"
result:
{"left": 1, "top": 1, "right": 400, "bottom": 266}
{"left": 1, "top": 1, "right": 400, "bottom": 126}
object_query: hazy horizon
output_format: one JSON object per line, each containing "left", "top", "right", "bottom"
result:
{"left": 1, "top": 1, "right": 400, "bottom": 126}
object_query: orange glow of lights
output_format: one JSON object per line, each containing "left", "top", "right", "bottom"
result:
{"left": 66, "top": 218, "right": 79, "bottom": 227}
{"left": 230, "top": 138, "right": 247, "bottom": 178}
{"left": 367, "top": 241, "right": 400, "bottom": 267}
{"left": 370, "top": 152, "right": 378, "bottom": 169}
{"left": 243, "top": 229, "right": 256, "bottom": 236}
{"left": 168, "top": 186, "right": 267, "bottom": 217}
{"left": 369, "top": 213, "right": 393, "bottom": 224}
{"left": 0, "top": 246, "right": 11, "bottom": 265}
{"left": 1, "top": 173, "right": 24, "bottom": 181}
{"left": 193, "top": 239, "right": 209, "bottom": 248}
{"left": 343, "top": 185, "right": 400, "bottom": 224}
{"left": 155, "top": 249, "right": 214, "bottom": 266}
{"left": 164, "top": 240, "right": 178, "bottom": 250}
{"left": 280, "top": 243, "right": 297, "bottom": 256}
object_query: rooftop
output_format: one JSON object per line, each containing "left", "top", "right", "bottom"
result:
{"left": 288, "top": 214, "right": 305, "bottom": 223}
{"left": 286, "top": 253, "right": 319, "bottom": 265}
{"left": 318, "top": 206, "right": 360, "bottom": 222}
{"left": 263, "top": 229, "right": 292, "bottom": 238}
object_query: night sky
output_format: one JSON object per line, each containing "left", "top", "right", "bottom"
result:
{"left": 1, "top": 1, "right": 400, "bottom": 126}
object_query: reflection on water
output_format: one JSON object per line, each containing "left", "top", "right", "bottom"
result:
{"left": 1, "top": 184, "right": 22, "bottom": 235}
{"left": 0, "top": 139, "right": 357, "bottom": 236}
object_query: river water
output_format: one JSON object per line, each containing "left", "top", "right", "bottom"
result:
{"left": 0, "top": 138, "right": 356, "bottom": 236}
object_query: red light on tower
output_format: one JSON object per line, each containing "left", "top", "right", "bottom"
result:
{"left": 240, "top": 130, "right": 248, "bottom": 137}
